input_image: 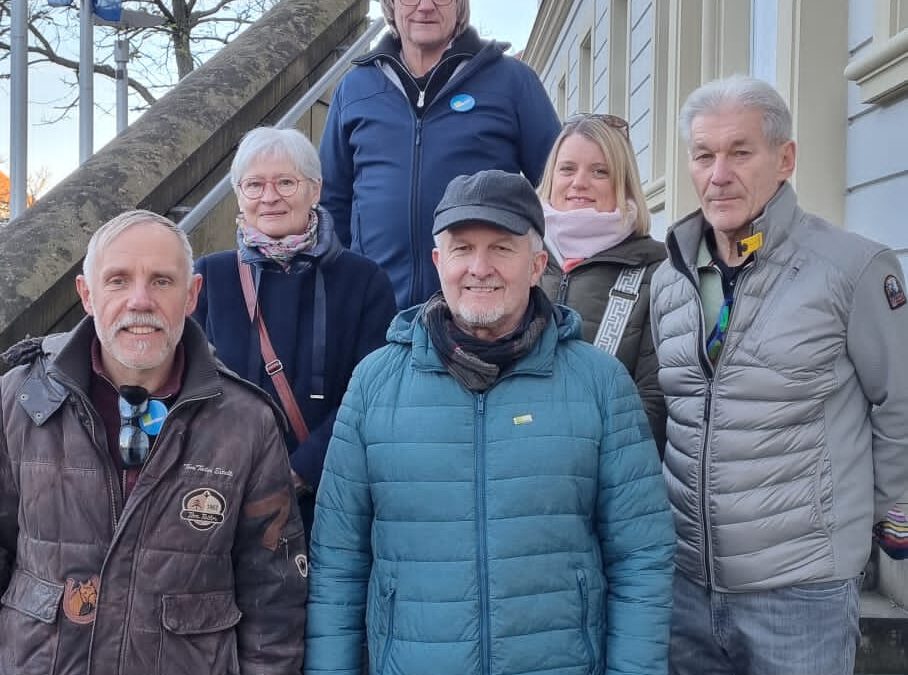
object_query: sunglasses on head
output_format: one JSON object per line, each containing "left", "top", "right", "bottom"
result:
{"left": 118, "top": 386, "right": 168, "bottom": 468}
{"left": 564, "top": 112, "right": 630, "bottom": 139}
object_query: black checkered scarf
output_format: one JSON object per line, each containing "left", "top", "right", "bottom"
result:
{"left": 422, "top": 286, "right": 553, "bottom": 392}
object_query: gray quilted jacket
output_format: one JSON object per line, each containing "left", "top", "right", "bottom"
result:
{"left": 650, "top": 182, "right": 908, "bottom": 592}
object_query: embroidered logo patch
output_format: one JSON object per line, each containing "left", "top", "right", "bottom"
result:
{"left": 63, "top": 575, "right": 100, "bottom": 625}
{"left": 294, "top": 554, "right": 309, "bottom": 578}
{"left": 180, "top": 488, "right": 227, "bottom": 531}
{"left": 513, "top": 414, "right": 533, "bottom": 425}
{"left": 884, "top": 275, "right": 906, "bottom": 310}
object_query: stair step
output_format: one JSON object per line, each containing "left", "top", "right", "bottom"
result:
{"left": 855, "top": 590, "right": 908, "bottom": 674}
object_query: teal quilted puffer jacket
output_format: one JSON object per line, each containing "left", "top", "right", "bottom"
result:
{"left": 304, "top": 305, "right": 675, "bottom": 675}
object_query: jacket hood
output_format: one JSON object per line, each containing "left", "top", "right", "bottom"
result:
{"left": 237, "top": 205, "right": 343, "bottom": 269}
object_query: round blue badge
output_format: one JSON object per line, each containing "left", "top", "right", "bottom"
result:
{"left": 139, "top": 399, "right": 168, "bottom": 436}
{"left": 450, "top": 93, "right": 476, "bottom": 112}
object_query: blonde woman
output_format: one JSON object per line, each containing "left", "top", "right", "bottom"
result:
{"left": 538, "top": 114, "right": 667, "bottom": 454}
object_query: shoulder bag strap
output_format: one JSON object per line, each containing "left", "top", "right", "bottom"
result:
{"left": 592, "top": 265, "right": 647, "bottom": 356}
{"left": 236, "top": 251, "right": 310, "bottom": 444}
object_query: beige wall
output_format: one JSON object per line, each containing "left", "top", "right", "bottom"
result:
{"left": 525, "top": 0, "right": 850, "bottom": 237}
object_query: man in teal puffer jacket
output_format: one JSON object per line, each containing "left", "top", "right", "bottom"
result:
{"left": 305, "top": 170, "right": 675, "bottom": 675}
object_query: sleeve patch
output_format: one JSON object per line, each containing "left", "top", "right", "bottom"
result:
{"left": 884, "top": 274, "right": 907, "bottom": 310}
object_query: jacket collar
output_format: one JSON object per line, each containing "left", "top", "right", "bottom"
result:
{"left": 358, "top": 28, "right": 506, "bottom": 99}
{"left": 386, "top": 301, "right": 582, "bottom": 379}
{"left": 666, "top": 181, "right": 799, "bottom": 273}
{"left": 548, "top": 234, "right": 666, "bottom": 271}
{"left": 18, "top": 317, "right": 222, "bottom": 426}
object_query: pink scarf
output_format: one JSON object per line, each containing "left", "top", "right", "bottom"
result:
{"left": 543, "top": 200, "right": 637, "bottom": 264}
{"left": 237, "top": 210, "right": 318, "bottom": 271}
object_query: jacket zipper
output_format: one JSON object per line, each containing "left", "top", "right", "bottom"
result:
{"left": 474, "top": 393, "right": 491, "bottom": 675}
{"left": 382, "top": 51, "right": 473, "bottom": 113}
{"left": 576, "top": 569, "right": 595, "bottom": 670}
{"left": 556, "top": 271, "right": 570, "bottom": 304}
{"left": 112, "top": 392, "right": 211, "bottom": 675}
{"left": 379, "top": 581, "right": 397, "bottom": 674}
{"left": 64, "top": 387, "right": 123, "bottom": 533}
{"left": 667, "top": 233, "right": 717, "bottom": 588}
{"left": 671, "top": 231, "right": 755, "bottom": 590}
{"left": 48, "top": 366, "right": 220, "bottom": 674}
{"left": 409, "top": 116, "right": 424, "bottom": 307}
{"left": 700, "top": 264, "right": 753, "bottom": 589}
{"left": 379, "top": 51, "right": 476, "bottom": 307}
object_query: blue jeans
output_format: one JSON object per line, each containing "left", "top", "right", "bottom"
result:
{"left": 669, "top": 570, "right": 861, "bottom": 675}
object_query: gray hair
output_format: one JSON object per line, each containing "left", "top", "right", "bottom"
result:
{"left": 679, "top": 75, "right": 792, "bottom": 147}
{"left": 83, "top": 210, "right": 194, "bottom": 286}
{"left": 380, "top": 0, "right": 470, "bottom": 41}
{"left": 433, "top": 227, "right": 544, "bottom": 253}
{"left": 230, "top": 126, "right": 322, "bottom": 191}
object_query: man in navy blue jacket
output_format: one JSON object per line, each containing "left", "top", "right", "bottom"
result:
{"left": 319, "top": 0, "right": 561, "bottom": 309}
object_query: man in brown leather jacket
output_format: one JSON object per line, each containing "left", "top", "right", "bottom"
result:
{"left": 0, "top": 210, "right": 307, "bottom": 675}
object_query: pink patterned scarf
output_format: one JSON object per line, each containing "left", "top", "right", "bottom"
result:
{"left": 238, "top": 210, "right": 318, "bottom": 270}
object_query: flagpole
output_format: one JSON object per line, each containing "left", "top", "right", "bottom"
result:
{"left": 79, "top": 0, "right": 94, "bottom": 164}
{"left": 10, "top": 0, "right": 28, "bottom": 218}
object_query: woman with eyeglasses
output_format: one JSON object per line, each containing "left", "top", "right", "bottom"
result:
{"left": 193, "top": 126, "right": 397, "bottom": 541}
{"left": 538, "top": 114, "right": 668, "bottom": 456}
{"left": 319, "top": 0, "right": 561, "bottom": 309}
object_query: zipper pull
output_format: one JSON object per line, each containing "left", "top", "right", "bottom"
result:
{"left": 557, "top": 272, "right": 570, "bottom": 304}
{"left": 417, "top": 89, "right": 425, "bottom": 108}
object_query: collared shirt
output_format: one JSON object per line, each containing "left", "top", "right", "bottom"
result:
{"left": 697, "top": 228, "right": 753, "bottom": 364}
{"left": 89, "top": 339, "right": 185, "bottom": 500}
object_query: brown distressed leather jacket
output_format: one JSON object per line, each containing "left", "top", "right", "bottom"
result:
{"left": 0, "top": 317, "right": 307, "bottom": 675}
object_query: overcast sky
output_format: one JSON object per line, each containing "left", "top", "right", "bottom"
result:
{"left": 0, "top": 0, "right": 540, "bottom": 191}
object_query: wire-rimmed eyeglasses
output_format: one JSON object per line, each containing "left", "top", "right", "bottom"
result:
{"left": 237, "top": 176, "right": 303, "bottom": 200}
{"left": 398, "top": 0, "right": 454, "bottom": 6}
{"left": 564, "top": 113, "right": 630, "bottom": 140}
{"left": 118, "top": 386, "right": 167, "bottom": 468}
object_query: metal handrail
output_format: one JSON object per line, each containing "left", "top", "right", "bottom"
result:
{"left": 178, "top": 16, "right": 385, "bottom": 237}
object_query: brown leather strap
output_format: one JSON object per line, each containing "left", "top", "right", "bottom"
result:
{"left": 237, "top": 252, "right": 310, "bottom": 444}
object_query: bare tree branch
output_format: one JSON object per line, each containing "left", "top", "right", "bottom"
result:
{"left": 0, "top": 0, "right": 280, "bottom": 118}
{"left": 0, "top": 37, "right": 158, "bottom": 105}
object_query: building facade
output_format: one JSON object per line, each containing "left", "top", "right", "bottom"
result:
{"left": 523, "top": 0, "right": 908, "bottom": 278}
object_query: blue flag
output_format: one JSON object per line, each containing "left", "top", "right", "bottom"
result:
{"left": 92, "top": 0, "right": 123, "bottom": 22}
{"left": 46, "top": 0, "right": 74, "bottom": 6}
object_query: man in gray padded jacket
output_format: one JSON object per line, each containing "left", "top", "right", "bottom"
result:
{"left": 650, "top": 75, "right": 908, "bottom": 675}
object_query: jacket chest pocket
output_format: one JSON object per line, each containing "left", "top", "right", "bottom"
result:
{"left": 158, "top": 590, "right": 241, "bottom": 675}
{"left": 0, "top": 569, "right": 64, "bottom": 675}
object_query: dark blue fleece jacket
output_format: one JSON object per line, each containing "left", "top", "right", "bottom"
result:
{"left": 319, "top": 28, "right": 561, "bottom": 308}
{"left": 193, "top": 208, "right": 397, "bottom": 537}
